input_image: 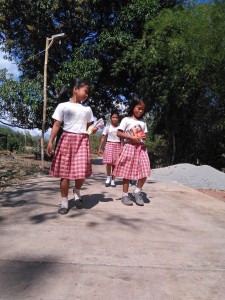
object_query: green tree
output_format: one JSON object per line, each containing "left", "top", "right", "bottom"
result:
{"left": 116, "top": 3, "right": 225, "bottom": 167}
{"left": 0, "top": 125, "right": 42, "bottom": 152}
{"left": 0, "top": 69, "right": 43, "bottom": 129}
{"left": 0, "top": 0, "right": 180, "bottom": 126}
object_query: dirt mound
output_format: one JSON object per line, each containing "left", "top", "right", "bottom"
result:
{"left": 151, "top": 163, "right": 225, "bottom": 190}
{"left": 0, "top": 154, "right": 51, "bottom": 191}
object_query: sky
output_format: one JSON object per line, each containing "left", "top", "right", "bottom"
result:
{"left": 0, "top": 50, "right": 49, "bottom": 137}
{"left": 0, "top": 50, "right": 20, "bottom": 78}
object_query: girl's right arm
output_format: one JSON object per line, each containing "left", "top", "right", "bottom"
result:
{"left": 97, "top": 135, "right": 107, "bottom": 156}
{"left": 46, "top": 120, "right": 62, "bottom": 156}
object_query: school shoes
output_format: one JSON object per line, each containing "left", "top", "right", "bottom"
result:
{"left": 121, "top": 195, "right": 133, "bottom": 206}
{"left": 58, "top": 206, "right": 68, "bottom": 215}
{"left": 75, "top": 199, "right": 83, "bottom": 209}
{"left": 105, "top": 181, "right": 116, "bottom": 187}
{"left": 132, "top": 191, "right": 144, "bottom": 206}
{"left": 73, "top": 188, "right": 83, "bottom": 209}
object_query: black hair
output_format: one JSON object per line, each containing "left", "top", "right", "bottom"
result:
{"left": 127, "top": 98, "right": 146, "bottom": 119}
{"left": 55, "top": 78, "right": 89, "bottom": 146}
{"left": 110, "top": 110, "right": 120, "bottom": 123}
{"left": 110, "top": 110, "right": 120, "bottom": 118}
{"left": 58, "top": 78, "right": 89, "bottom": 103}
{"left": 57, "top": 86, "right": 69, "bottom": 103}
{"left": 69, "top": 78, "right": 89, "bottom": 96}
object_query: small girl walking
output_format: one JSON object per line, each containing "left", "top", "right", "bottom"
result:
{"left": 46, "top": 78, "right": 97, "bottom": 214}
{"left": 113, "top": 99, "right": 151, "bottom": 206}
{"left": 98, "top": 110, "right": 122, "bottom": 187}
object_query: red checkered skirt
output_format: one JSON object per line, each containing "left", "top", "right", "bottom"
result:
{"left": 49, "top": 132, "right": 92, "bottom": 179}
{"left": 113, "top": 143, "right": 151, "bottom": 180}
{"left": 102, "top": 142, "right": 121, "bottom": 165}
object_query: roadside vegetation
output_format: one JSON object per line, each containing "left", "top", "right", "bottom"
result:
{"left": 0, "top": 0, "right": 225, "bottom": 170}
{"left": 0, "top": 126, "right": 102, "bottom": 190}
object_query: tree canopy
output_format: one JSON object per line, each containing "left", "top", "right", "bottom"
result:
{"left": 0, "top": 0, "right": 180, "bottom": 122}
{"left": 1, "top": 0, "right": 225, "bottom": 168}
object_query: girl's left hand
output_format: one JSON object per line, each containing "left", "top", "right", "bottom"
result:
{"left": 138, "top": 132, "right": 146, "bottom": 140}
{"left": 97, "top": 149, "right": 103, "bottom": 156}
{"left": 131, "top": 136, "right": 141, "bottom": 144}
{"left": 91, "top": 127, "right": 98, "bottom": 134}
{"left": 46, "top": 142, "right": 53, "bottom": 156}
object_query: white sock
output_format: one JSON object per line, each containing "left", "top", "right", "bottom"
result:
{"left": 134, "top": 187, "right": 141, "bottom": 194}
{"left": 111, "top": 180, "right": 115, "bottom": 185}
{"left": 73, "top": 188, "right": 81, "bottom": 200}
{"left": 123, "top": 192, "right": 128, "bottom": 197}
{"left": 105, "top": 176, "right": 111, "bottom": 183}
{"left": 61, "top": 197, "right": 68, "bottom": 208}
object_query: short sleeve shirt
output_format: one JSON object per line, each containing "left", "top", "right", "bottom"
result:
{"left": 102, "top": 124, "right": 120, "bottom": 142}
{"left": 118, "top": 117, "right": 148, "bottom": 133}
{"left": 52, "top": 101, "right": 94, "bottom": 134}
{"left": 117, "top": 117, "right": 147, "bottom": 143}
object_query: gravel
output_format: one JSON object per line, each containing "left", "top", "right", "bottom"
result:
{"left": 150, "top": 163, "right": 225, "bottom": 190}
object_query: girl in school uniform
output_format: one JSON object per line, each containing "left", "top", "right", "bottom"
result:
{"left": 98, "top": 110, "right": 122, "bottom": 187}
{"left": 46, "top": 78, "right": 97, "bottom": 214}
{"left": 113, "top": 99, "right": 151, "bottom": 206}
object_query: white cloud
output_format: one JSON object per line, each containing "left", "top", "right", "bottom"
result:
{"left": 0, "top": 50, "right": 20, "bottom": 78}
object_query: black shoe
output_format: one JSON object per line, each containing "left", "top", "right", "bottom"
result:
{"left": 105, "top": 182, "right": 111, "bottom": 187}
{"left": 58, "top": 206, "right": 68, "bottom": 215}
{"left": 75, "top": 199, "right": 83, "bottom": 209}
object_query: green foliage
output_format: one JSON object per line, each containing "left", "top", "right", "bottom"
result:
{"left": 0, "top": 126, "right": 41, "bottom": 152}
{"left": 115, "top": 3, "right": 225, "bottom": 168}
{"left": 89, "top": 133, "right": 101, "bottom": 154}
{"left": 0, "top": 0, "right": 167, "bottom": 124}
{"left": 0, "top": 69, "right": 43, "bottom": 129}
{"left": 1, "top": 0, "right": 225, "bottom": 168}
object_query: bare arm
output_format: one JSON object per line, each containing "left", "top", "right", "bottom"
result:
{"left": 87, "top": 121, "right": 98, "bottom": 134}
{"left": 98, "top": 135, "right": 107, "bottom": 156}
{"left": 46, "top": 120, "right": 62, "bottom": 156}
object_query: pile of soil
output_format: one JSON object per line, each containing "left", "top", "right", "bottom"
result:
{"left": 151, "top": 163, "right": 225, "bottom": 202}
{"left": 0, "top": 153, "right": 51, "bottom": 191}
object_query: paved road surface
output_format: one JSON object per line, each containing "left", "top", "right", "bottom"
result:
{"left": 0, "top": 161, "right": 225, "bottom": 300}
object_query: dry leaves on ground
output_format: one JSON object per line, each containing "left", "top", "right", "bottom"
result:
{"left": 0, "top": 153, "right": 51, "bottom": 191}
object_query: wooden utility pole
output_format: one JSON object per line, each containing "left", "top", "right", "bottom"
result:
{"left": 41, "top": 33, "right": 65, "bottom": 168}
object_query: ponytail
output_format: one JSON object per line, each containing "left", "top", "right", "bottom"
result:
{"left": 58, "top": 85, "right": 70, "bottom": 103}
{"left": 58, "top": 78, "right": 89, "bottom": 104}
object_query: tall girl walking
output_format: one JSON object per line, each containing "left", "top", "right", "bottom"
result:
{"left": 46, "top": 78, "right": 97, "bottom": 214}
{"left": 98, "top": 110, "right": 121, "bottom": 187}
{"left": 113, "top": 99, "right": 151, "bottom": 206}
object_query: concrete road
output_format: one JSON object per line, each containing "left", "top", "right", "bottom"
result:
{"left": 0, "top": 160, "right": 225, "bottom": 300}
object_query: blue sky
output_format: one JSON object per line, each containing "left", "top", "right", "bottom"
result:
{"left": 0, "top": 50, "right": 20, "bottom": 78}
{"left": 0, "top": 50, "right": 47, "bottom": 137}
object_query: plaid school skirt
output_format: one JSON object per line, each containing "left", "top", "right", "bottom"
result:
{"left": 113, "top": 143, "right": 151, "bottom": 180}
{"left": 49, "top": 132, "right": 92, "bottom": 179}
{"left": 103, "top": 142, "right": 121, "bottom": 166}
